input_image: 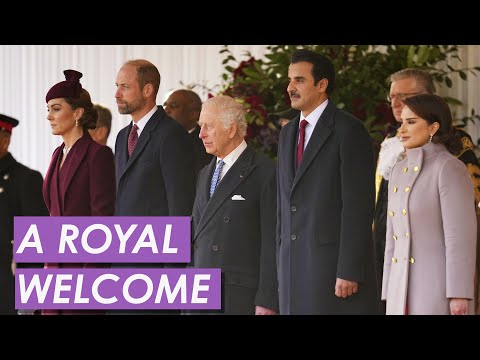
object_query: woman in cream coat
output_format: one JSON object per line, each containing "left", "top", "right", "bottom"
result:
{"left": 382, "top": 94, "right": 477, "bottom": 315}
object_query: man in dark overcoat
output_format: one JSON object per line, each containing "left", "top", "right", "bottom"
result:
{"left": 191, "top": 96, "right": 278, "bottom": 315}
{"left": 276, "top": 50, "right": 379, "bottom": 314}
{"left": 0, "top": 114, "right": 49, "bottom": 315}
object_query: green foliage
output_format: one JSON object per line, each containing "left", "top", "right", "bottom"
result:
{"left": 217, "top": 45, "right": 479, "bottom": 158}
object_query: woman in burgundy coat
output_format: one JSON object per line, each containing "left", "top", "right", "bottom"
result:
{"left": 42, "top": 70, "right": 116, "bottom": 315}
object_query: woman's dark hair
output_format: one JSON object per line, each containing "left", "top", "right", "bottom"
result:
{"left": 64, "top": 88, "right": 98, "bottom": 130}
{"left": 403, "top": 94, "right": 461, "bottom": 154}
{"left": 291, "top": 49, "right": 336, "bottom": 95}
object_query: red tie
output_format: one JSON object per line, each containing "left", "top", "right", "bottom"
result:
{"left": 297, "top": 119, "right": 308, "bottom": 169}
{"left": 128, "top": 123, "right": 139, "bottom": 157}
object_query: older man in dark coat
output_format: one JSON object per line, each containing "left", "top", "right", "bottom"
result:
{"left": 0, "top": 114, "right": 49, "bottom": 315}
{"left": 191, "top": 96, "right": 278, "bottom": 315}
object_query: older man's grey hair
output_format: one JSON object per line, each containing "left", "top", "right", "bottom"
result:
{"left": 203, "top": 96, "right": 248, "bottom": 137}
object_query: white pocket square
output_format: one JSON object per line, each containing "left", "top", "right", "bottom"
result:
{"left": 231, "top": 195, "right": 246, "bottom": 201}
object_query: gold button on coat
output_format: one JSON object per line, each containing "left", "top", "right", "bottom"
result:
{"left": 393, "top": 235, "right": 397, "bottom": 241}
{"left": 402, "top": 209, "right": 407, "bottom": 215}
{"left": 405, "top": 232, "right": 409, "bottom": 238}
{"left": 405, "top": 186, "right": 410, "bottom": 192}
{"left": 389, "top": 210, "right": 394, "bottom": 217}
{"left": 414, "top": 166, "right": 419, "bottom": 172}
{"left": 392, "top": 257, "right": 397, "bottom": 263}
{"left": 393, "top": 187, "right": 398, "bottom": 193}
{"left": 409, "top": 257, "right": 415, "bottom": 264}
{"left": 403, "top": 167, "right": 408, "bottom": 173}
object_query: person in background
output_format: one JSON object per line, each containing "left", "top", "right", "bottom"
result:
{"left": 112, "top": 59, "right": 196, "bottom": 314}
{"left": 164, "top": 89, "right": 213, "bottom": 176}
{"left": 373, "top": 68, "right": 480, "bottom": 314}
{"left": 43, "top": 69, "right": 116, "bottom": 315}
{"left": 191, "top": 96, "right": 278, "bottom": 315}
{"left": 89, "top": 104, "right": 112, "bottom": 147}
{"left": 382, "top": 94, "right": 477, "bottom": 315}
{"left": 0, "top": 114, "right": 49, "bottom": 315}
{"left": 276, "top": 49, "right": 379, "bottom": 314}
{"left": 268, "top": 108, "right": 300, "bottom": 129}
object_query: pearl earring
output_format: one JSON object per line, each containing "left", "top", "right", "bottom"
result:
{"left": 75, "top": 119, "right": 79, "bottom": 127}
{"left": 429, "top": 134, "right": 433, "bottom": 142}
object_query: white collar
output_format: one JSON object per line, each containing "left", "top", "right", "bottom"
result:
{"left": 132, "top": 105, "right": 158, "bottom": 133}
{"left": 300, "top": 99, "right": 328, "bottom": 128}
{"left": 217, "top": 140, "right": 247, "bottom": 168}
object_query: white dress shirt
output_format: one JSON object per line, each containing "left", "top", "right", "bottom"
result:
{"left": 298, "top": 99, "right": 329, "bottom": 151}
{"left": 130, "top": 105, "right": 158, "bottom": 138}
{"left": 215, "top": 140, "right": 247, "bottom": 181}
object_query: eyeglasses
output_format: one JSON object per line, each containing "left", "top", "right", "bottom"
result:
{"left": 387, "top": 92, "right": 423, "bottom": 103}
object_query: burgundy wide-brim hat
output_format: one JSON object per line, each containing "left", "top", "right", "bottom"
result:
{"left": 0, "top": 113, "right": 19, "bottom": 134}
{"left": 46, "top": 69, "right": 83, "bottom": 103}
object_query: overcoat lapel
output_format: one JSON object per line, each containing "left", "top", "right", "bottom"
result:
{"left": 283, "top": 115, "right": 299, "bottom": 191}
{"left": 120, "top": 110, "right": 159, "bottom": 179}
{"left": 292, "top": 102, "right": 335, "bottom": 191}
{"left": 61, "top": 133, "right": 90, "bottom": 200}
{"left": 43, "top": 147, "right": 62, "bottom": 210}
{"left": 116, "top": 128, "right": 128, "bottom": 176}
{"left": 194, "top": 146, "right": 256, "bottom": 239}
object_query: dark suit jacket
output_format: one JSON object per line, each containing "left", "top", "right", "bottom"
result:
{"left": 192, "top": 145, "right": 278, "bottom": 314}
{"left": 190, "top": 126, "right": 213, "bottom": 177}
{"left": 277, "top": 101, "right": 379, "bottom": 314}
{"left": 114, "top": 106, "right": 195, "bottom": 273}
{"left": 0, "top": 153, "right": 49, "bottom": 315}
{"left": 43, "top": 131, "right": 116, "bottom": 216}
{"left": 112, "top": 107, "right": 195, "bottom": 314}
{"left": 115, "top": 106, "right": 195, "bottom": 217}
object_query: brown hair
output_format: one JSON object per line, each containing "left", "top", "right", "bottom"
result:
{"left": 124, "top": 59, "right": 161, "bottom": 96}
{"left": 93, "top": 104, "right": 112, "bottom": 136}
{"left": 403, "top": 94, "right": 461, "bottom": 154}
{"left": 64, "top": 88, "right": 98, "bottom": 130}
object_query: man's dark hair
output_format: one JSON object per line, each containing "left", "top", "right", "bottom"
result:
{"left": 291, "top": 49, "right": 336, "bottom": 95}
